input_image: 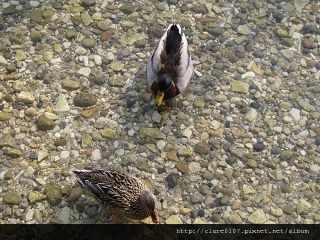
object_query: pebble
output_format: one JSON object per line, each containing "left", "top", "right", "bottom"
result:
{"left": 152, "top": 111, "right": 161, "bottom": 123}
{"left": 165, "top": 215, "right": 183, "bottom": 224}
{"left": 55, "top": 94, "right": 70, "bottom": 112}
{"left": 248, "top": 209, "right": 267, "bottom": 224}
{"left": 91, "top": 149, "right": 102, "bottom": 161}
{"left": 189, "top": 162, "right": 201, "bottom": 173}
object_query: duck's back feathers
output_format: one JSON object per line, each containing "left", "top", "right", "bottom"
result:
{"left": 164, "top": 24, "right": 181, "bottom": 56}
{"left": 73, "top": 169, "right": 145, "bottom": 210}
{"left": 147, "top": 23, "right": 192, "bottom": 93}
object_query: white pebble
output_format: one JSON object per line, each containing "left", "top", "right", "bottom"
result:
{"left": 60, "top": 151, "right": 70, "bottom": 159}
{"left": 93, "top": 55, "right": 102, "bottom": 65}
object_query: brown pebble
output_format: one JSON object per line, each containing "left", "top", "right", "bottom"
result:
{"left": 101, "top": 31, "right": 111, "bottom": 41}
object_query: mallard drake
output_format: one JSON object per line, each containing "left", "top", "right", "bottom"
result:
{"left": 73, "top": 168, "right": 159, "bottom": 224}
{"left": 147, "top": 23, "right": 193, "bottom": 107}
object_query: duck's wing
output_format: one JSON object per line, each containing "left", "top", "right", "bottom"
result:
{"left": 175, "top": 28, "right": 193, "bottom": 93}
{"left": 73, "top": 169, "right": 144, "bottom": 209}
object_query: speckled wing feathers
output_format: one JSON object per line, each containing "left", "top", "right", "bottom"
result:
{"left": 73, "top": 169, "right": 145, "bottom": 210}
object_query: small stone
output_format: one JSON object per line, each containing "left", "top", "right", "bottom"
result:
{"left": 36, "top": 114, "right": 56, "bottom": 131}
{"left": 78, "top": 67, "right": 91, "bottom": 77}
{"left": 30, "top": 1, "right": 40, "bottom": 7}
{"left": 231, "top": 80, "right": 249, "bottom": 94}
{"left": 4, "top": 147, "right": 22, "bottom": 158}
{"left": 280, "top": 49, "right": 294, "bottom": 59}
{"left": 253, "top": 143, "right": 266, "bottom": 152}
{"left": 280, "top": 184, "right": 293, "bottom": 193}
{"left": 269, "top": 170, "right": 284, "bottom": 181}
{"left": 228, "top": 213, "right": 242, "bottom": 224}
{"left": 55, "top": 94, "right": 70, "bottom": 112}
{"left": 251, "top": 63, "right": 262, "bottom": 75}
{"left": 152, "top": 111, "right": 161, "bottom": 123}
{"left": 45, "top": 182, "right": 62, "bottom": 206}
{"left": 81, "top": 13, "right": 93, "bottom": 26}
{"left": 25, "top": 107, "right": 37, "bottom": 117}
{"left": 247, "top": 159, "right": 258, "bottom": 168}
{"left": 297, "top": 199, "right": 311, "bottom": 214}
{"left": 30, "top": 30, "right": 42, "bottom": 42}
{"left": 194, "top": 142, "right": 210, "bottom": 155}
{"left": 91, "top": 149, "right": 102, "bottom": 161}
{"left": 190, "top": 193, "right": 202, "bottom": 203}
{"left": 237, "top": 25, "right": 251, "bottom": 35}
{"left": 42, "top": 9, "right": 54, "bottom": 18}
{"left": 0, "top": 112, "right": 12, "bottom": 121}
{"left": 166, "top": 173, "right": 179, "bottom": 189}
{"left": 207, "top": 26, "right": 223, "bottom": 37}
{"left": 73, "top": 92, "right": 97, "bottom": 107}
{"left": 3, "top": 192, "right": 22, "bottom": 205}
{"left": 61, "top": 79, "right": 81, "bottom": 91}
{"left": 81, "top": 0, "right": 96, "bottom": 7}
{"left": 193, "top": 218, "right": 207, "bottom": 224}
{"left": 100, "top": 129, "right": 117, "bottom": 140}
{"left": 248, "top": 209, "right": 267, "bottom": 224}
{"left": 120, "top": 4, "right": 136, "bottom": 14}
{"left": 65, "top": 29, "right": 78, "bottom": 39}
{"left": 60, "top": 151, "right": 70, "bottom": 159}
{"left": 246, "top": 109, "right": 257, "bottom": 122}
{"left": 183, "top": 128, "right": 192, "bottom": 138}
{"left": 271, "top": 208, "right": 283, "bottom": 217}
{"left": 110, "top": 61, "right": 125, "bottom": 72}
{"left": 192, "top": 4, "right": 208, "bottom": 14}
{"left": 25, "top": 209, "right": 34, "bottom": 222}
{"left": 101, "top": 31, "right": 111, "bottom": 41}
{"left": 53, "top": 44, "right": 63, "bottom": 53}
{"left": 167, "top": 150, "right": 177, "bottom": 161}
{"left": 81, "top": 107, "right": 100, "bottom": 119}
{"left": 176, "top": 161, "right": 188, "bottom": 173}
{"left": 283, "top": 204, "right": 295, "bottom": 215}
{"left": 189, "top": 162, "right": 201, "bottom": 173}
{"left": 296, "top": 98, "right": 316, "bottom": 112}
{"left": 108, "top": 75, "right": 127, "bottom": 87}
{"left": 194, "top": 99, "right": 205, "bottom": 108}
{"left": 139, "top": 127, "right": 165, "bottom": 139}
{"left": 67, "top": 187, "right": 82, "bottom": 202}
{"left": 4, "top": 171, "right": 14, "bottom": 180}
{"left": 202, "top": 172, "right": 214, "bottom": 181}
{"left": 3, "top": 5, "right": 18, "bottom": 15}
{"left": 58, "top": 207, "right": 71, "bottom": 224}
{"left": 165, "top": 215, "right": 183, "bottom": 224}
{"left": 81, "top": 38, "right": 96, "bottom": 49}
{"left": 220, "top": 195, "right": 229, "bottom": 205}
{"left": 28, "top": 191, "right": 47, "bottom": 204}
{"left": 279, "top": 150, "right": 293, "bottom": 161}
{"left": 17, "top": 91, "right": 35, "bottom": 104}
{"left": 215, "top": 94, "right": 227, "bottom": 102}
{"left": 178, "top": 147, "right": 193, "bottom": 157}
{"left": 30, "top": 9, "right": 43, "bottom": 22}
{"left": 15, "top": 50, "right": 27, "bottom": 61}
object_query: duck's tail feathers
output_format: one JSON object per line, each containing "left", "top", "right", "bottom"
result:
{"left": 73, "top": 169, "right": 92, "bottom": 188}
{"left": 165, "top": 24, "right": 182, "bottom": 56}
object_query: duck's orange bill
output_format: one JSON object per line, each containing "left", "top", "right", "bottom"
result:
{"left": 149, "top": 210, "right": 159, "bottom": 224}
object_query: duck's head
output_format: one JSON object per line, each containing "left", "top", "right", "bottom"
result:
{"left": 140, "top": 190, "right": 159, "bottom": 223}
{"left": 155, "top": 74, "right": 173, "bottom": 107}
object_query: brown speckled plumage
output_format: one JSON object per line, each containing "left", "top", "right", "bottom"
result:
{"left": 73, "top": 168, "right": 158, "bottom": 223}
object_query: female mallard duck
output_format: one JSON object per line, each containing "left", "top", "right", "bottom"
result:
{"left": 73, "top": 168, "right": 159, "bottom": 224}
{"left": 147, "top": 23, "right": 193, "bottom": 107}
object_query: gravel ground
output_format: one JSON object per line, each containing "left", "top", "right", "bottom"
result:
{"left": 0, "top": 0, "right": 319, "bottom": 224}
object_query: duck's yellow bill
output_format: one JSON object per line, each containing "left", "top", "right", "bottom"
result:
{"left": 155, "top": 91, "right": 165, "bottom": 107}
